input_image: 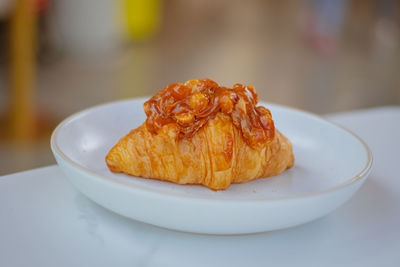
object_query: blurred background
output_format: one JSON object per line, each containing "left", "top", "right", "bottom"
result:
{"left": 0, "top": 0, "right": 399, "bottom": 175}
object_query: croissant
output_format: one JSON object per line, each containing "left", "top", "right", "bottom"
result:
{"left": 106, "top": 79, "right": 294, "bottom": 190}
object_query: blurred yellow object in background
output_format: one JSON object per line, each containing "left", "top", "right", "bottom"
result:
{"left": 10, "top": 0, "right": 37, "bottom": 141}
{"left": 122, "top": 0, "right": 161, "bottom": 40}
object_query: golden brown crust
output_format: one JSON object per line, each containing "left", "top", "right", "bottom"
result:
{"left": 106, "top": 113, "right": 294, "bottom": 190}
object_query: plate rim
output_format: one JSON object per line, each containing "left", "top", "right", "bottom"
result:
{"left": 50, "top": 97, "right": 373, "bottom": 202}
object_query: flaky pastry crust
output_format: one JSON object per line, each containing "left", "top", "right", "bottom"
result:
{"left": 106, "top": 113, "right": 294, "bottom": 190}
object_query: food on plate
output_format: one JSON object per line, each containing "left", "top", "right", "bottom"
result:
{"left": 106, "top": 79, "right": 294, "bottom": 190}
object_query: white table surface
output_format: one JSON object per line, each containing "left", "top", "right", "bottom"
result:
{"left": 1, "top": 107, "right": 399, "bottom": 267}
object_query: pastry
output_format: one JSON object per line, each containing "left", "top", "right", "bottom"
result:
{"left": 106, "top": 79, "right": 294, "bottom": 190}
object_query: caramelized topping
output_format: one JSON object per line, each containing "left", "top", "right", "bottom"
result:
{"left": 143, "top": 79, "right": 275, "bottom": 146}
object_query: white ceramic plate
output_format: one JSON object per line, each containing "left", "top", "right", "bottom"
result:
{"left": 51, "top": 98, "right": 372, "bottom": 235}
